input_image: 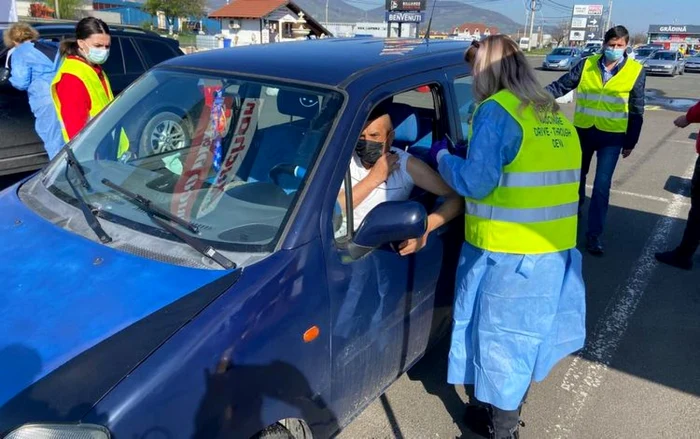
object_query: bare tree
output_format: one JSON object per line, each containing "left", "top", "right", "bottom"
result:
{"left": 552, "top": 21, "right": 569, "bottom": 47}
{"left": 630, "top": 32, "right": 647, "bottom": 46}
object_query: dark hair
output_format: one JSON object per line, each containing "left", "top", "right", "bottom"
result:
{"left": 604, "top": 25, "right": 629, "bottom": 44}
{"left": 367, "top": 101, "right": 392, "bottom": 125}
{"left": 60, "top": 17, "right": 111, "bottom": 57}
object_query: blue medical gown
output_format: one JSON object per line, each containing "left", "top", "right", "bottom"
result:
{"left": 437, "top": 101, "right": 586, "bottom": 411}
{"left": 9, "top": 41, "right": 64, "bottom": 159}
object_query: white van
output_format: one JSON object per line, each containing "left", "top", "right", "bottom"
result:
{"left": 519, "top": 37, "right": 530, "bottom": 50}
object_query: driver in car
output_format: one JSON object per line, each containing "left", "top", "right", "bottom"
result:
{"left": 338, "top": 104, "right": 463, "bottom": 256}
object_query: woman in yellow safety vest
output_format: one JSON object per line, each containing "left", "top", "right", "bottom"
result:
{"left": 428, "top": 35, "right": 587, "bottom": 438}
{"left": 50, "top": 17, "right": 128, "bottom": 158}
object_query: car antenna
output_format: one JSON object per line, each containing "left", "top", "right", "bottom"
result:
{"left": 424, "top": 0, "right": 438, "bottom": 42}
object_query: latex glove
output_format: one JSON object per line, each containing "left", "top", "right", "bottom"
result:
{"left": 429, "top": 139, "right": 449, "bottom": 166}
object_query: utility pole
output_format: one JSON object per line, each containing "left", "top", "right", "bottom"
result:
{"left": 604, "top": 0, "right": 613, "bottom": 32}
{"left": 54, "top": 0, "right": 60, "bottom": 19}
{"left": 527, "top": 0, "right": 537, "bottom": 51}
{"left": 325, "top": 0, "right": 328, "bottom": 27}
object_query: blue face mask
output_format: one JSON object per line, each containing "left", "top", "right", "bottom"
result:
{"left": 604, "top": 47, "right": 625, "bottom": 62}
{"left": 86, "top": 47, "right": 110, "bottom": 65}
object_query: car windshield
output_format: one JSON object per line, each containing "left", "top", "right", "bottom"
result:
{"left": 690, "top": 56, "right": 700, "bottom": 61}
{"left": 552, "top": 49, "right": 572, "bottom": 55}
{"left": 37, "top": 68, "right": 343, "bottom": 265}
{"left": 635, "top": 49, "right": 655, "bottom": 57}
{"left": 651, "top": 52, "right": 676, "bottom": 60}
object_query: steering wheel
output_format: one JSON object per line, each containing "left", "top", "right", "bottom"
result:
{"left": 269, "top": 163, "right": 307, "bottom": 186}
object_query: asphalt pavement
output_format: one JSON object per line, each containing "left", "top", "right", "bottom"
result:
{"left": 337, "top": 57, "right": 700, "bottom": 439}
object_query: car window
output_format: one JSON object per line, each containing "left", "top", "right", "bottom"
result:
{"left": 121, "top": 38, "right": 145, "bottom": 74}
{"left": 453, "top": 75, "right": 475, "bottom": 141}
{"left": 102, "top": 37, "right": 125, "bottom": 75}
{"left": 334, "top": 84, "right": 443, "bottom": 241}
{"left": 40, "top": 69, "right": 344, "bottom": 260}
{"left": 134, "top": 38, "right": 178, "bottom": 67}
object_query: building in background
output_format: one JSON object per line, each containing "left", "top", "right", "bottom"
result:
{"left": 451, "top": 22, "right": 498, "bottom": 41}
{"left": 93, "top": 0, "right": 222, "bottom": 33}
{"left": 647, "top": 24, "right": 700, "bottom": 52}
{"left": 209, "top": 0, "right": 330, "bottom": 46}
{"left": 324, "top": 21, "right": 414, "bottom": 38}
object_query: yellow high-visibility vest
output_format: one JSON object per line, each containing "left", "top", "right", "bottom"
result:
{"left": 573, "top": 54, "right": 643, "bottom": 133}
{"left": 465, "top": 89, "right": 582, "bottom": 254}
{"left": 51, "top": 57, "right": 129, "bottom": 157}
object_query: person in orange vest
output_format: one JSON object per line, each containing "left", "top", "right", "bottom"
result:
{"left": 50, "top": 17, "right": 128, "bottom": 158}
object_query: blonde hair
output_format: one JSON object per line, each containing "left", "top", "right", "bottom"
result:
{"left": 472, "top": 35, "right": 559, "bottom": 119}
{"left": 3, "top": 23, "right": 39, "bottom": 48}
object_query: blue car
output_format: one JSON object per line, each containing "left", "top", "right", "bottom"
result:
{"left": 0, "top": 39, "right": 474, "bottom": 438}
{"left": 542, "top": 47, "right": 582, "bottom": 71}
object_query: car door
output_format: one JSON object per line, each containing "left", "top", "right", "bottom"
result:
{"left": 324, "top": 72, "right": 460, "bottom": 426}
{"left": 101, "top": 37, "right": 146, "bottom": 94}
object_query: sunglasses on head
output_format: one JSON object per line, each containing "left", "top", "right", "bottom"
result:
{"left": 471, "top": 40, "right": 481, "bottom": 49}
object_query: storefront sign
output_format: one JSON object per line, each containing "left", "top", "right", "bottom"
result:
{"left": 649, "top": 25, "right": 700, "bottom": 34}
{"left": 386, "top": 11, "right": 424, "bottom": 23}
{"left": 385, "top": 0, "right": 426, "bottom": 11}
{"left": 573, "top": 4, "right": 603, "bottom": 16}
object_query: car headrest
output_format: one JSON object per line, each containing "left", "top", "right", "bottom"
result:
{"left": 277, "top": 89, "right": 320, "bottom": 119}
{"left": 387, "top": 103, "right": 418, "bottom": 143}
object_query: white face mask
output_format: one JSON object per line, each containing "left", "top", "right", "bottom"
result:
{"left": 80, "top": 42, "right": 110, "bottom": 65}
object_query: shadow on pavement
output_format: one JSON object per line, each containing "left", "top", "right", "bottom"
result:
{"left": 645, "top": 89, "right": 699, "bottom": 112}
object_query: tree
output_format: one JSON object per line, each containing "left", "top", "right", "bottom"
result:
{"left": 43, "top": 0, "right": 85, "bottom": 20}
{"left": 630, "top": 32, "right": 647, "bottom": 46}
{"left": 143, "top": 0, "right": 206, "bottom": 34}
{"left": 552, "top": 21, "right": 569, "bottom": 47}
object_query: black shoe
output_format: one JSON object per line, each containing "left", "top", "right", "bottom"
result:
{"left": 655, "top": 250, "right": 692, "bottom": 270}
{"left": 586, "top": 235, "right": 604, "bottom": 256}
{"left": 463, "top": 405, "right": 491, "bottom": 438}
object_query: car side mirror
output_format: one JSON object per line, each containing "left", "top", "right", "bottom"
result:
{"left": 348, "top": 200, "right": 427, "bottom": 260}
{"left": 0, "top": 67, "right": 10, "bottom": 85}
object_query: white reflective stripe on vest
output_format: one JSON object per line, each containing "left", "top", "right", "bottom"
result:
{"left": 575, "top": 105, "right": 628, "bottom": 119}
{"left": 466, "top": 201, "right": 579, "bottom": 223}
{"left": 499, "top": 169, "right": 581, "bottom": 188}
{"left": 577, "top": 92, "right": 629, "bottom": 104}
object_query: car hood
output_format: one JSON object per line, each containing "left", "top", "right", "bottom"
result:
{"left": 0, "top": 183, "right": 233, "bottom": 410}
{"left": 645, "top": 59, "right": 675, "bottom": 65}
{"left": 546, "top": 55, "right": 572, "bottom": 62}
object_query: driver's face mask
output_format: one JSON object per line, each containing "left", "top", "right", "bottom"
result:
{"left": 355, "top": 139, "right": 385, "bottom": 167}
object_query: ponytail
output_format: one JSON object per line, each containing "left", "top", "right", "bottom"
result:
{"left": 60, "top": 38, "right": 82, "bottom": 58}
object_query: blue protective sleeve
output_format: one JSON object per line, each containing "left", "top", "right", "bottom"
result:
{"left": 437, "top": 101, "right": 523, "bottom": 200}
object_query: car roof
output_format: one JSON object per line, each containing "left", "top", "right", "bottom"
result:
{"left": 161, "top": 38, "right": 469, "bottom": 89}
{"left": 6, "top": 21, "right": 176, "bottom": 43}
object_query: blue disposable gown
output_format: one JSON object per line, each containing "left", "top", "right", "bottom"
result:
{"left": 437, "top": 101, "right": 586, "bottom": 411}
{"left": 9, "top": 41, "right": 64, "bottom": 159}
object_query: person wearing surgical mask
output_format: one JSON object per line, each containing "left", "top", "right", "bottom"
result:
{"left": 337, "top": 104, "right": 462, "bottom": 255}
{"left": 545, "top": 25, "right": 646, "bottom": 256}
{"left": 50, "top": 17, "right": 128, "bottom": 158}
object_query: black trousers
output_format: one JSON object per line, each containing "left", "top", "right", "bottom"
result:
{"left": 487, "top": 386, "right": 530, "bottom": 439}
{"left": 678, "top": 155, "right": 700, "bottom": 259}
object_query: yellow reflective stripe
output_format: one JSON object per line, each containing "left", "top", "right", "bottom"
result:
{"left": 575, "top": 105, "right": 628, "bottom": 119}
{"left": 499, "top": 169, "right": 580, "bottom": 188}
{"left": 466, "top": 201, "right": 578, "bottom": 223}
{"left": 577, "top": 92, "right": 629, "bottom": 104}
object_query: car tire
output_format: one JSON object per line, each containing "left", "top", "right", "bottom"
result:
{"left": 251, "top": 423, "right": 294, "bottom": 439}
{"left": 680, "top": 67, "right": 685, "bottom": 75}
{"left": 138, "top": 111, "right": 192, "bottom": 157}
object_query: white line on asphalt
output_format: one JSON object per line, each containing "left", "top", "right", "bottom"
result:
{"left": 551, "top": 163, "right": 695, "bottom": 438}
{"left": 584, "top": 185, "right": 691, "bottom": 207}
{"left": 667, "top": 139, "right": 696, "bottom": 145}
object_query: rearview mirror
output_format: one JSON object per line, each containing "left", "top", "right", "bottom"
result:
{"left": 348, "top": 201, "right": 427, "bottom": 260}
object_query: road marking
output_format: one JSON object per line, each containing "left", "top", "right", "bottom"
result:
{"left": 584, "top": 185, "right": 691, "bottom": 207}
{"left": 667, "top": 139, "right": 696, "bottom": 145}
{"left": 644, "top": 105, "right": 662, "bottom": 111}
{"left": 552, "top": 163, "right": 695, "bottom": 438}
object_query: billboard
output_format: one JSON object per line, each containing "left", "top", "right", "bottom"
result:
{"left": 571, "top": 17, "right": 588, "bottom": 28}
{"left": 573, "top": 4, "right": 603, "bottom": 15}
{"left": 385, "top": 0, "right": 426, "bottom": 11}
{"left": 570, "top": 30, "right": 585, "bottom": 41}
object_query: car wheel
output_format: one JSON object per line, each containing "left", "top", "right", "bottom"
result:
{"left": 251, "top": 423, "right": 294, "bottom": 439}
{"left": 680, "top": 67, "right": 685, "bottom": 75}
{"left": 139, "top": 111, "right": 191, "bottom": 157}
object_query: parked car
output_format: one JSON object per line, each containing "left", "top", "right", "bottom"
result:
{"left": 0, "top": 38, "right": 471, "bottom": 439}
{"left": 542, "top": 47, "right": 581, "bottom": 70}
{"left": 633, "top": 47, "right": 659, "bottom": 63}
{"left": 643, "top": 50, "right": 686, "bottom": 76}
{"left": 0, "top": 21, "right": 184, "bottom": 176}
{"left": 685, "top": 55, "right": 700, "bottom": 73}
{"left": 581, "top": 46, "right": 599, "bottom": 58}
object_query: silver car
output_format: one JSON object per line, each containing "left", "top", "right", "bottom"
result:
{"left": 684, "top": 55, "right": 700, "bottom": 73}
{"left": 633, "top": 47, "right": 658, "bottom": 64}
{"left": 643, "top": 50, "right": 685, "bottom": 76}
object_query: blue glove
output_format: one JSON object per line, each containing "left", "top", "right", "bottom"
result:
{"left": 453, "top": 140, "right": 468, "bottom": 159}
{"left": 429, "top": 139, "right": 449, "bottom": 166}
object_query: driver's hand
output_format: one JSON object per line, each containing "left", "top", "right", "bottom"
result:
{"left": 368, "top": 152, "right": 399, "bottom": 186}
{"left": 398, "top": 232, "right": 428, "bottom": 256}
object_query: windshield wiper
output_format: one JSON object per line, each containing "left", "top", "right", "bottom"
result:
{"left": 64, "top": 152, "right": 113, "bottom": 244}
{"left": 101, "top": 178, "right": 235, "bottom": 270}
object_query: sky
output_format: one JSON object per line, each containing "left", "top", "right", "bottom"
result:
{"left": 347, "top": 0, "right": 700, "bottom": 33}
